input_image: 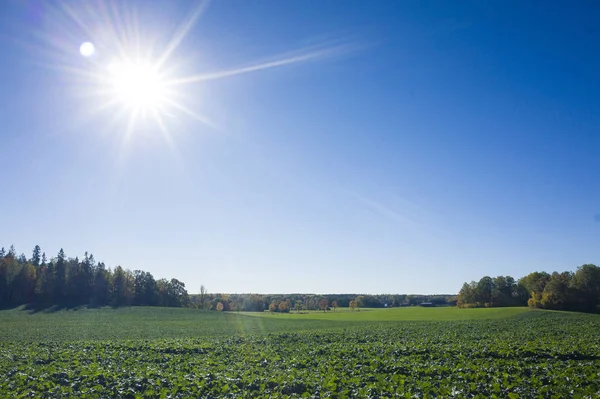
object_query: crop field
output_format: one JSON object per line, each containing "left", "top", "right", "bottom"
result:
{"left": 2, "top": 307, "right": 600, "bottom": 398}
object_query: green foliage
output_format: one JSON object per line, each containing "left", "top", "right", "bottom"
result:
{"left": 459, "top": 265, "right": 600, "bottom": 313}
{"left": 1, "top": 308, "right": 600, "bottom": 397}
{"left": 0, "top": 245, "right": 189, "bottom": 309}
{"left": 188, "top": 293, "right": 456, "bottom": 313}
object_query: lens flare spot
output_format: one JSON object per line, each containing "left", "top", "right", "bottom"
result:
{"left": 79, "top": 42, "right": 95, "bottom": 57}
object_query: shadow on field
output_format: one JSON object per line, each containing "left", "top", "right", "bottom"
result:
{"left": 16, "top": 303, "right": 101, "bottom": 314}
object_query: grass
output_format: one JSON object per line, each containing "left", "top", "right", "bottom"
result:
{"left": 0, "top": 305, "right": 532, "bottom": 342}
{"left": 0, "top": 306, "right": 330, "bottom": 342}
{"left": 2, "top": 306, "right": 600, "bottom": 397}
{"left": 2, "top": 307, "right": 600, "bottom": 397}
{"left": 250, "top": 306, "right": 532, "bottom": 321}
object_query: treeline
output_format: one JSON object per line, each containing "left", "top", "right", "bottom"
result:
{"left": 458, "top": 264, "right": 600, "bottom": 312}
{"left": 0, "top": 245, "right": 189, "bottom": 308}
{"left": 189, "top": 292, "right": 457, "bottom": 312}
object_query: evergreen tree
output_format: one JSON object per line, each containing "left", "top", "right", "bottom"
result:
{"left": 1, "top": 244, "right": 190, "bottom": 309}
{"left": 54, "top": 249, "right": 67, "bottom": 302}
{"left": 31, "top": 245, "right": 41, "bottom": 267}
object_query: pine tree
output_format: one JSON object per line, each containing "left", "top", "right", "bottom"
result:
{"left": 54, "top": 249, "right": 67, "bottom": 302}
{"left": 31, "top": 245, "right": 41, "bottom": 267}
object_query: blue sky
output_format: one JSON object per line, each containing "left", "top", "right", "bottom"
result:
{"left": 1, "top": 1, "right": 599, "bottom": 294}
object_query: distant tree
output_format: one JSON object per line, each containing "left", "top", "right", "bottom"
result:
{"left": 355, "top": 296, "right": 364, "bottom": 311}
{"left": 475, "top": 276, "right": 493, "bottom": 306}
{"left": 78, "top": 253, "right": 94, "bottom": 304}
{"left": 294, "top": 300, "right": 303, "bottom": 313}
{"left": 112, "top": 266, "right": 133, "bottom": 306}
{"left": 278, "top": 300, "right": 289, "bottom": 313}
{"left": 216, "top": 302, "right": 224, "bottom": 311}
{"left": 0, "top": 247, "right": 5, "bottom": 259}
{"left": 269, "top": 302, "right": 276, "bottom": 312}
{"left": 199, "top": 285, "right": 207, "bottom": 310}
{"left": 171, "top": 279, "right": 190, "bottom": 307}
{"left": 458, "top": 266, "right": 600, "bottom": 312}
{"left": 39, "top": 261, "right": 55, "bottom": 303}
{"left": 155, "top": 278, "right": 189, "bottom": 308}
{"left": 445, "top": 296, "right": 458, "bottom": 306}
{"left": 91, "top": 262, "right": 110, "bottom": 306}
{"left": 570, "top": 264, "right": 600, "bottom": 311}
{"left": 66, "top": 256, "right": 82, "bottom": 304}
{"left": 10, "top": 263, "right": 36, "bottom": 304}
{"left": 491, "top": 276, "right": 512, "bottom": 306}
{"left": 243, "top": 294, "right": 265, "bottom": 312}
{"left": 527, "top": 291, "right": 543, "bottom": 308}
{"left": 54, "top": 248, "right": 67, "bottom": 302}
{"left": 31, "top": 245, "right": 41, "bottom": 267}
{"left": 540, "top": 272, "right": 572, "bottom": 310}
{"left": 18, "top": 253, "right": 27, "bottom": 264}
{"left": 319, "top": 298, "right": 328, "bottom": 312}
{"left": 331, "top": 301, "right": 338, "bottom": 312}
{"left": 520, "top": 272, "right": 551, "bottom": 296}
{"left": 133, "top": 270, "right": 158, "bottom": 306}
{"left": 457, "top": 282, "right": 474, "bottom": 307}
{"left": 0, "top": 244, "right": 191, "bottom": 309}
{"left": 349, "top": 300, "right": 357, "bottom": 311}
{"left": 0, "top": 255, "right": 13, "bottom": 305}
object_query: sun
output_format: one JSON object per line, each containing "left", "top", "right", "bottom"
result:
{"left": 54, "top": 1, "right": 351, "bottom": 147}
{"left": 105, "top": 60, "right": 168, "bottom": 113}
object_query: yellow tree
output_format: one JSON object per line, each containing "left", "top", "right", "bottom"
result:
{"left": 216, "top": 302, "right": 224, "bottom": 311}
{"left": 349, "top": 300, "right": 357, "bottom": 311}
{"left": 269, "top": 302, "right": 277, "bottom": 312}
{"left": 355, "top": 296, "right": 364, "bottom": 311}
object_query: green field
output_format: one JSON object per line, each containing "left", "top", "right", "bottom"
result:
{"left": 2, "top": 306, "right": 600, "bottom": 398}
{"left": 247, "top": 306, "right": 532, "bottom": 321}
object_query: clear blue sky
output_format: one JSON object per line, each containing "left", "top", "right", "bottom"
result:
{"left": 1, "top": 1, "right": 599, "bottom": 294}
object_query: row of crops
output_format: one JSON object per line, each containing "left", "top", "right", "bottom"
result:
{"left": 2, "top": 311, "right": 600, "bottom": 398}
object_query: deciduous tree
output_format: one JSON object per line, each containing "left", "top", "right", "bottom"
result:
{"left": 319, "top": 298, "right": 328, "bottom": 312}
{"left": 278, "top": 300, "right": 289, "bottom": 313}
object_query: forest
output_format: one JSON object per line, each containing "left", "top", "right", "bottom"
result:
{"left": 3, "top": 244, "right": 600, "bottom": 314}
{"left": 457, "top": 264, "right": 600, "bottom": 312}
{"left": 0, "top": 245, "right": 189, "bottom": 309}
{"left": 187, "top": 292, "right": 456, "bottom": 312}
{"left": 0, "top": 244, "right": 456, "bottom": 311}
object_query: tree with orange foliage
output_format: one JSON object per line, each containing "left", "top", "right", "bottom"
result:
{"left": 319, "top": 298, "right": 329, "bottom": 312}
{"left": 331, "top": 301, "right": 338, "bottom": 312}
{"left": 216, "top": 302, "right": 223, "bottom": 311}
{"left": 278, "top": 300, "right": 289, "bottom": 313}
